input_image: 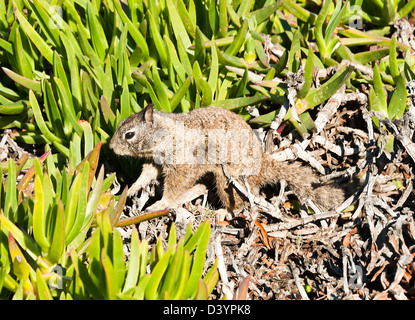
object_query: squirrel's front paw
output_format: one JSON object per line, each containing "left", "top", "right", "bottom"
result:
{"left": 127, "top": 183, "right": 143, "bottom": 197}
{"left": 146, "top": 199, "right": 171, "bottom": 211}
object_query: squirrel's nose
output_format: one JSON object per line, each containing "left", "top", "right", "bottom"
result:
{"left": 109, "top": 137, "right": 115, "bottom": 150}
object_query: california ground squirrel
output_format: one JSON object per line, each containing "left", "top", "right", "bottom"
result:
{"left": 109, "top": 106, "right": 347, "bottom": 212}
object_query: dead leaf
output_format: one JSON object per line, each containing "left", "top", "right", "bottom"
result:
{"left": 255, "top": 219, "right": 273, "bottom": 250}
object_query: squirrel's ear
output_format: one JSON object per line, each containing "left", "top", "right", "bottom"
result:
{"left": 143, "top": 104, "right": 154, "bottom": 124}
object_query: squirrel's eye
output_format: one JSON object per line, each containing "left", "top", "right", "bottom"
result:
{"left": 125, "top": 131, "right": 135, "bottom": 140}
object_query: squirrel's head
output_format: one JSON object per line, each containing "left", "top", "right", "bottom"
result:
{"left": 109, "top": 105, "right": 157, "bottom": 158}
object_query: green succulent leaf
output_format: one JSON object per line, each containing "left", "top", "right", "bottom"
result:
{"left": 295, "top": 65, "right": 353, "bottom": 114}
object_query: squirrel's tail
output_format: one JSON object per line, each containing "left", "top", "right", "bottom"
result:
{"left": 255, "top": 154, "right": 348, "bottom": 211}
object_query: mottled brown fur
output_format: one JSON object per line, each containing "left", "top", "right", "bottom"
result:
{"left": 110, "top": 106, "right": 347, "bottom": 212}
